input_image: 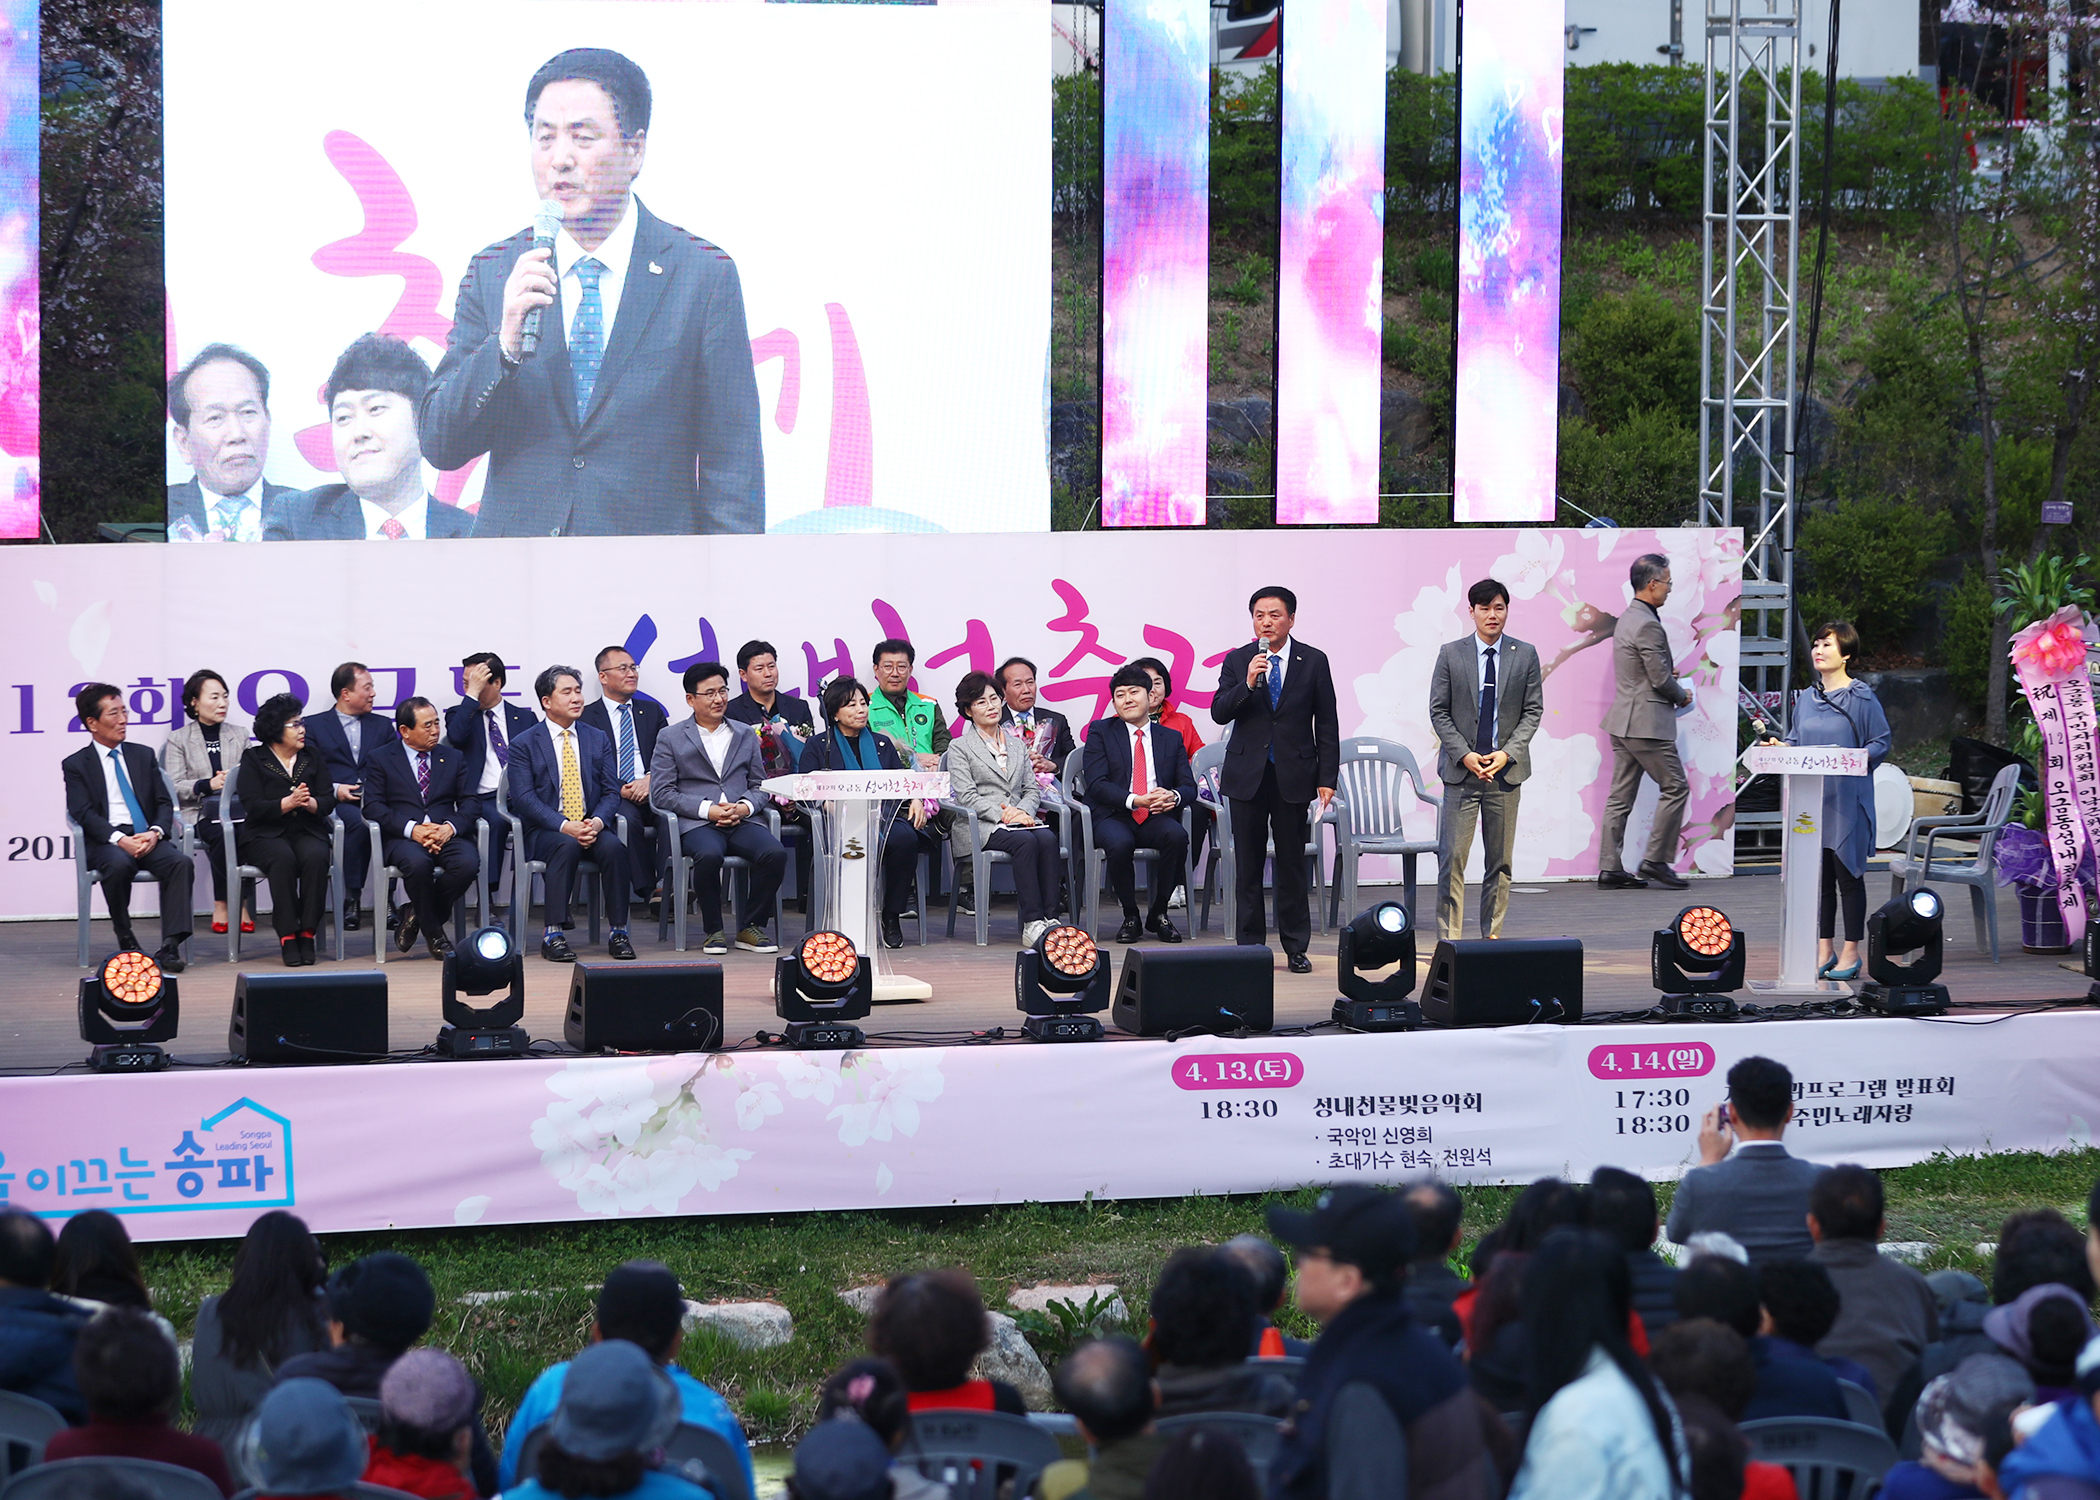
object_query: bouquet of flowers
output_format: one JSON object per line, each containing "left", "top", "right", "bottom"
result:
{"left": 1021, "top": 715, "right": 1066, "bottom": 807}
{"left": 1994, "top": 787, "right": 2098, "bottom": 894}
{"left": 755, "top": 717, "right": 804, "bottom": 810}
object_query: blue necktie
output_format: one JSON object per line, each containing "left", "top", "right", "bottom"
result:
{"left": 571, "top": 256, "right": 606, "bottom": 422}
{"left": 616, "top": 703, "right": 637, "bottom": 783}
{"left": 1267, "top": 653, "right": 1283, "bottom": 711}
{"left": 1477, "top": 647, "right": 1498, "bottom": 755}
{"left": 109, "top": 748, "right": 146, "bottom": 830}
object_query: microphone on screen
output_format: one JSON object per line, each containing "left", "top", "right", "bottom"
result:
{"left": 518, "top": 199, "right": 564, "bottom": 359}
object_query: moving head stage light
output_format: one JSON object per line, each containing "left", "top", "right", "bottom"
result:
{"left": 1016, "top": 924, "right": 1110, "bottom": 1041}
{"left": 1862, "top": 887, "right": 1950, "bottom": 1016}
{"left": 80, "top": 950, "right": 179, "bottom": 1072}
{"left": 1653, "top": 906, "right": 1747, "bottom": 1016}
{"left": 439, "top": 926, "right": 529, "bottom": 1058}
{"left": 1332, "top": 901, "right": 1420, "bottom": 1032}
{"left": 775, "top": 930, "right": 871, "bottom": 1048}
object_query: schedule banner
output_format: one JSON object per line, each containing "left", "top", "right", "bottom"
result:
{"left": 3, "top": 1011, "right": 2094, "bottom": 1241}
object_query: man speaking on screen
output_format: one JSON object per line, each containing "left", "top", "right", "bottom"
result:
{"left": 422, "top": 48, "right": 765, "bottom": 538}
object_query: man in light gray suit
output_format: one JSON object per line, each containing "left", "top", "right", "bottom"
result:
{"left": 1428, "top": 578, "right": 1544, "bottom": 940}
{"left": 1666, "top": 1055, "right": 1824, "bottom": 1266}
{"left": 1599, "top": 552, "right": 1693, "bottom": 891}
{"left": 648, "top": 661, "right": 787, "bottom": 956}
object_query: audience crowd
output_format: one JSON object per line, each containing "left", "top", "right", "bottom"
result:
{"left": 6, "top": 1055, "right": 2100, "bottom": 1500}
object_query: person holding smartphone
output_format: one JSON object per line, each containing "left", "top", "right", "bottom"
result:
{"left": 1666, "top": 1056, "right": 1824, "bottom": 1266}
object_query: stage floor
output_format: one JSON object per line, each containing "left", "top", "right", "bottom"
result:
{"left": 3, "top": 872, "right": 2084, "bottom": 1076}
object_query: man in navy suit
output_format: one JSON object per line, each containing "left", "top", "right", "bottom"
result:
{"left": 268, "top": 335, "right": 474, "bottom": 542}
{"left": 1084, "top": 665, "right": 1197, "bottom": 945}
{"left": 302, "top": 662, "right": 399, "bottom": 933}
{"left": 363, "top": 697, "right": 482, "bottom": 959}
{"left": 579, "top": 643, "right": 669, "bottom": 905}
{"left": 509, "top": 665, "right": 634, "bottom": 961}
{"left": 61, "top": 684, "right": 194, "bottom": 970}
{"left": 166, "top": 344, "right": 297, "bottom": 542}
{"left": 1210, "top": 586, "right": 1340, "bottom": 973}
{"left": 446, "top": 652, "right": 539, "bottom": 912}
{"left": 420, "top": 48, "right": 763, "bottom": 538}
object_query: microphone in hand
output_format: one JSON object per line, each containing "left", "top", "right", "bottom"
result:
{"left": 518, "top": 198, "right": 564, "bottom": 358}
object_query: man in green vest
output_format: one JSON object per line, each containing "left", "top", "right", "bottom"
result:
{"left": 869, "top": 639, "right": 958, "bottom": 913}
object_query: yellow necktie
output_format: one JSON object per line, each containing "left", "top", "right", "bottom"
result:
{"left": 559, "top": 729, "right": 585, "bottom": 820}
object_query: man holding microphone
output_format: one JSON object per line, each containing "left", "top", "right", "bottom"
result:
{"left": 1211, "top": 587, "right": 1339, "bottom": 973}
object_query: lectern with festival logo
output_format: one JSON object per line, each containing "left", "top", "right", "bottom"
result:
{"left": 1740, "top": 743, "right": 1869, "bottom": 996}
{"left": 761, "top": 768, "right": 950, "bottom": 1003}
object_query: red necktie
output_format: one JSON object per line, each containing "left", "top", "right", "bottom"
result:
{"left": 1131, "top": 726, "right": 1149, "bottom": 824}
{"left": 380, "top": 518, "right": 407, "bottom": 540}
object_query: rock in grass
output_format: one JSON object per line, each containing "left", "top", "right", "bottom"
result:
{"left": 837, "top": 1286, "right": 883, "bottom": 1316}
{"left": 683, "top": 1299, "right": 794, "bottom": 1350}
{"left": 974, "top": 1311, "right": 1054, "bottom": 1409}
{"left": 1007, "top": 1284, "right": 1128, "bottom": 1324}
{"left": 1880, "top": 1242, "right": 1937, "bottom": 1265}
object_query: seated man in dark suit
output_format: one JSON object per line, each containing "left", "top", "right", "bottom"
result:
{"left": 446, "top": 652, "right": 538, "bottom": 911}
{"left": 61, "top": 684, "right": 194, "bottom": 972}
{"left": 998, "top": 655, "right": 1076, "bottom": 773}
{"left": 509, "top": 666, "right": 634, "bottom": 962}
{"left": 649, "top": 662, "right": 787, "bottom": 955}
{"left": 165, "top": 343, "right": 296, "bottom": 542}
{"left": 362, "top": 697, "right": 481, "bottom": 959}
{"left": 726, "top": 639, "right": 814, "bottom": 909}
{"left": 302, "top": 662, "right": 399, "bottom": 933}
{"left": 1673, "top": 1254, "right": 1849, "bottom": 1423}
{"left": 1082, "top": 665, "right": 1195, "bottom": 945}
{"left": 266, "top": 334, "right": 472, "bottom": 541}
{"left": 580, "top": 644, "right": 668, "bottom": 906}
{"left": 1666, "top": 1055, "right": 1824, "bottom": 1266}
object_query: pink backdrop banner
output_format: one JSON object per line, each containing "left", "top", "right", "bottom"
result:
{"left": 4, "top": 1009, "right": 2093, "bottom": 1241}
{"left": 0, "top": 527, "right": 1739, "bottom": 918}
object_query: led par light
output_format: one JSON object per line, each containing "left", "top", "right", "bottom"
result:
{"left": 1861, "top": 887, "right": 1950, "bottom": 1016}
{"left": 1016, "top": 924, "right": 1110, "bottom": 1041}
{"left": 774, "top": 930, "right": 871, "bottom": 1048}
{"left": 1331, "top": 901, "right": 1421, "bottom": 1032}
{"left": 1652, "top": 905, "right": 1746, "bottom": 1016}
{"left": 438, "top": 925, "right": 529, "bottom": 1058}
{"left": 80, "top": 950, "right": 179, "bottom": 1071}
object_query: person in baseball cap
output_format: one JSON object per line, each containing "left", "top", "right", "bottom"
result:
{"left": 365, "top": 1348, "right": 478, "bottom": 1500}
{"left": 241, "top": 1377, "right": 369, "bottom": 1497}
{"left": 1266, "top": 1187, "right": 1501, "bottom": 1500}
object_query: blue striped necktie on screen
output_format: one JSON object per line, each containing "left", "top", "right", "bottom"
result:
{"left": 571, "top": 257, "right": 607, "bottom": 422}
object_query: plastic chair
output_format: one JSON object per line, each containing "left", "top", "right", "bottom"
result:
{"left": 0, "top": 1392, "right": 64, "bottom": 1482}
{"left": 1189, "top": 749, "right": 1328, "bottom": 939}
{"left": 942, "top": 748, "right": 1069, "bottom": 946}
{"left": 3, "top": 1456, "right": 226, "bottom": 1500}
{"left": 1154, "top": 1411, "right": 1286, "bottom": 1492}
{"left": 496, "top": 770, "right": 627, "bottom": 947}
{"left": 657, "top": 806, "right": 785, "bottom": 953}
{"left": 219, "top": 794, "right": 346, "bottom": 964}
{"left": 1065, "top": 746, "right": 1197, "bottom": 939}
{"left": 230, "top": 1486, "right": 420, "bottom": 1500}
{"left": 1328, "top": 737, "right": 1443, "bottom": 925}
{"left": 67, "top": 768, "right": 197, "bottom": 969}
{"left": 1740, "top": 1416, "right": 1899, "bottom": 1500}
{"left": 1885, "top": 760, "right": 2020, "bottom": 961}
{"left": 1836, "top": 1380, "right": 1882, "bottom": 1430}
{"left": 517, "top": 1420, "right": 751, "bottom": 1500}
{"left": 369, "top": 817, "right": 492, "bottom": 965}
{"left": 904, "top": 1409, "right": 1064, "bottom": 1500}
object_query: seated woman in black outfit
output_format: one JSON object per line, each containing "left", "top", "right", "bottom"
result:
{"left": 799, "top": 676, "right": 926, "bottom": 950}
{"left": 236, "top": 693, "right": 334, "bottom": 966}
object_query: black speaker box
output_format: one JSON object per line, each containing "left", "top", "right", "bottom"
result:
{"left": 229, "top": 971, "right": 389, "bottom": 1063}
{"left": 566, "top": 961, "right": 725, "bottom": 1051}
{"left": 1111, "top": 945, "right": 1274, "bottom": 1035}
{"left": 1420, "top": 938, "right": 1584, "bottom": 1026}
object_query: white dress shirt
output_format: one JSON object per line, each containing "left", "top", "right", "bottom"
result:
{"left": 1475, "top": 635, "right": 1507, "bottom": 753}
{"left": 98, "top": 744, "right": 159, "bottom": 842}
{"left": 555, "top": 198, "right": 640, "bottom": 346}
{"left": 607, "top": 699, "right": 643, "bottom": 782}
{"left": 694, "top": 719, "right": 755, "bottom": 819}
{"left": 549, "top": 724, "right": 601, "bottom": 827}
{"left": 173, "top": 479, "right": 267, "bottom": 543}
{"left": 1260, "top": 636, "right": 1293, "bottom": 692}
{"left": 395, "top": 744, "right": 458, "bottom": 838}
{"left": 1121, "top": 721, "right": 1178, "bottom": 812}
{"left": 359, "top": 495, "right": 431, "bottom": 540}
{"left": 476, "top": 705, "right": 506, "bottom": 795}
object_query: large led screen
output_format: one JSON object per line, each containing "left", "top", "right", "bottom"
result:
{"left": 161, "top": 0, "right": 1047, "bottom": 543}
{"left": 1452, "top": 0, "right": 1563, "bottom": 523}
{"left": 1100, "top": 0, "right": 1208, "bottom": 528}
{"left": 0, "top": 0, "right": 33, "bottom": 541}
{"left": 1274, "top": 0, "right": 1385, "bottom": 526}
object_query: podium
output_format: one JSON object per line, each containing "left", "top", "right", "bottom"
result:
{"left": 760, "top": 768, "right": 951, "bottom": 1002}
{"left": 1740, "top": 744, "right": 1869, "bottom": 996}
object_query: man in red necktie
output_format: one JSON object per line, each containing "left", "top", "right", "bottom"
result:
{"left": 1082, "top": 665, "right": 1197, "bottom": 945}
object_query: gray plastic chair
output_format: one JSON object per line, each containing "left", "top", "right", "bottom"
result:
{"left": 496, "top": 770, "right": 627, "bottom": 947}
{"left": 369, "top": 817, "right": 492, "bottom": 964}
{"left": 230, "top": 1485, "right": 420, "bottom": 1500}
{"left": 517, "top": 1419, "right": 751, "bottom": 1500}
{"left": 0, "top": 1392, "right": 64, "bottom": 1482}
{"left": 1884, "top": 761, "right": 2020, "bottom": 961}
{"left": 67, "top": 768, "right": 196, "bottom": 969}
{"left": 220, "top": 793, "right": 347, "bottom": 964}
{"left": 1740, "top": 1415, "right": 1898, "bottom": 1500}
{"left": 1835, "top": 1379, "right": 1882, "bottom": 1430}
{"left": 943, "top": 747, "right": 1071, "bottom": 945}
{"left": 1154, "top": 1411, "right": 1286, "bottom": 1494}
{"left": 3, "top": 1456, "right": 226, "bottom": 1500}
{"left": 1328, "top": 737, "right": 1443, "bottom": 925}
{"left": 1065, "top": 746, "right": 1197, "bottom": 939}
{"left": 905, "top": 1409, "right": 1064, "bottom": 1500}
{"left": 657, "top": 806, "right": 785, "bottom": 953}
{"left": 1189, "top": 747, "right": 1328, "bottom": 939}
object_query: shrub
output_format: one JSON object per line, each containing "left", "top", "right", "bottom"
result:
{"left": 1795, "top": 497, "right": 1955, "bottom": 661}
{"left": 1556, "top": 408, "right": 1700, "bottom": 528}
{"left": 1568, "top": 291, "right": 1700, "bottom": 431}
{"left": 1941, "top": 566, "right": 1995, "bottom": 711}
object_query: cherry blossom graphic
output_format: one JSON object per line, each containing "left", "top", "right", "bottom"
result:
{"left": 530, "top": 1058, "right": 753, "bottom": 1217}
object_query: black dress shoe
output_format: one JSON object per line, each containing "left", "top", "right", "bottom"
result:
{"left": 1287, "top": 952, "right": 1313, "bottom": 974}
{"left": 112, "top": 928, "right": 141, "bottom": 953}
{"left": 395, "top": 903, "right": 420, "bottom": 953}
{"left": 296, "top": 934, "right": 317, "bottom": 966}
{"left": 607, "top": 932, "right": 637, "bottom": 961}
{"left": 153, "top": 942, "right": 187, "bottom": 975}
{"left": 1115, "top": 916, "right": 1144, "bottom": 943}
{"left": 385, "top": 903, "right": 400, "bottom": 931}
{"left": 281, "top": 937, "right": 302, "bottom": 968}
{"left": 1597, "top": 869, "right": 1649, "bottom": 890}
{"left": 880, "top": 914, "right": 905, "bottom": 950}
{"left": 1146, "top": 914, "right": 1184, "bottom": 944}
{"left": 343, "top": 893, "right": 362, "bottom": 932}
{"left": 541, "top": 932, "right": 578, "bottom": 963}
{"left": 425, "top": 931, "right": 456, "bottom": 961}
{"left": 1638, "top": 860, "right": 1691, "bottom": 891}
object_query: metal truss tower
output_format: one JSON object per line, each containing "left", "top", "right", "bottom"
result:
{"left": 1699, "top": 0, "right": 1801, "bottom": 859}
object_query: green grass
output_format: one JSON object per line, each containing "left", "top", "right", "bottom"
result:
{"left": 146, "top": 1149, "right": 2100, "bottom": 1449}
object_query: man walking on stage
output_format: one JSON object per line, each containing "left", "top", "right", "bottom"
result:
{"left": 1598, "top": 552, "right": 1693, "bottom": 891}
{"left": 1211, "top": 587, "right": 1339, "bottom": 974}
{"left": 1428, "top": 578, "right": 1543, "bottom": 940}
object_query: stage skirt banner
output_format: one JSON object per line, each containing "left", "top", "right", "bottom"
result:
{"left": 2, "top": 1012, "right": 2094, "bottom": 1241}
{"left": 0, "top": 526, "right": 1740, "bottom": 919}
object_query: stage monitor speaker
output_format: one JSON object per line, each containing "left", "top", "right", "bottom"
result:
{"left": 1112, "top": 945, "right": 1274, "bottom": 1036}
{"left": 1420, "top": 938, "right": 1584, "bottom": 1027}
{"left": 566, "top": 961, "right": 725, "bottom": 1052}
{"left": 229, "top": 971, "right": 389, "bottom": 1064}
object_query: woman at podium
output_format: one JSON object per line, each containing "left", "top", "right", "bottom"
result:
{"left": 801, "top": 676, "right": 927, "bottom": 949}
